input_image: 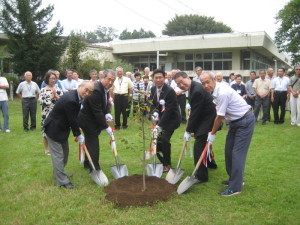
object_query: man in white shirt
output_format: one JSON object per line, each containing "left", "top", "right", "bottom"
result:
{"left": 0, "top": 73, "right": 10, "bottom": 132}
{"left": 271, "top": 67, "right": 290, "bottom": 124}
{"left": 200, "top": 71, "right": 255, "bottom": 197}
{"left": 61, "top": 70, "right": 77, "bottom": 93}
{"left": 170, "top": 69, "right": 187, "bottom": 124}
{"left": 16, "top": 71, "right": 40, "bottom": 131}
{"left": 112, "top": 66, "right": 133, "bottom": 129}
{"left": 266, "top": 68, "right": 275, "bottom": 121}
{"left": 72, "top": 71, "right": 83, "bottom": 88}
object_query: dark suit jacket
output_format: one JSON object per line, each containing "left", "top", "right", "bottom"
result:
{"left": 77, "top": 82, "right": 109, "bottom": 134}
{"left": 231, "top": 83, "right": 247, "bottom": 97}
{"left": 186, "top": 81, "right": 216, "bottom": 137}
{"left": 44, "top": 90, "right": 81, "bottom": 143}
{"left": 150, "top": 84, "right": 181, "bottom": 131}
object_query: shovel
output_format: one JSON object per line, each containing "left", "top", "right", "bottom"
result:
{"left": 177, "top": 142, "right": 208, "bottom": 194}
{"left": 165, "top": 140, "right": 187, "bottom": 184}
{"left": 110, "top": 133, "right": 129, "bottom": 179}
{"left": 82, "top": 143, "right": 109, "bottom": 186}
{"left": 146, "top": 130, "right": 163, "bottom": 178}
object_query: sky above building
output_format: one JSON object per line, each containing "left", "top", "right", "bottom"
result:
{"left": 42, "top": 0, "right": 290, "bottom": 39}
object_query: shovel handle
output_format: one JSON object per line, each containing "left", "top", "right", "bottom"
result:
{"left": 191, "top": 142, "right": 208, "bottom": 176}
{"left": 82, "top": 143, "right": 96, "bottom": 171}
{"left": 110, "top": 133, "right": 118, "bottom": 157}
{"left": 176, "top": 140, "right": 187, "bottom": 169}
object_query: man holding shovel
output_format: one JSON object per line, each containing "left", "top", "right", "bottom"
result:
{"left": 77, "top": 70, "right": 115, "bottom": 175}
{"left": 174, "top": 72, "right": 217, "bottom": 184}
{"left": 150, "top": 69, "right": 181, "bottom": 172}
{"left": 200, "top": 72, "right": 255, "bottom": 197}
{"left": 44, "top": 81, "right": 94, "bottom": 188}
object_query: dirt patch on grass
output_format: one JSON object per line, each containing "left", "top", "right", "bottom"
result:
{"left": 104, "top": 174, "right": 176, "bottom": 207}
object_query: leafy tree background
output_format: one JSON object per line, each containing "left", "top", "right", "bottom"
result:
{"left": 119, "top": 28, "right": 156, "bottom": 40}
{"left": 0, "top": 0, "right": 67, "bottom": 80}
{"left": 275, "top": 0, "right": 300, "bottom": 65}
{"left": 60, "top": 31, "right": 86, "bottom": 72}
{"left": 83, "top": 26, "right": 118, "bottom": 43}
{"left": 162, "top": 14, "right": 232, "bottom": 36}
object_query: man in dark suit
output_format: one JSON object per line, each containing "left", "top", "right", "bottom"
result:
{"left": 231, "top": 74, "right": 247, "bottom": 100}
{"left": 174, "top": 72, "right": 217, "bottom": 183}
{"left": 44, "top": 81, "right": 94, "bottom": 189}
{"left": 78, "top": 70, "right": 115, "bottom": 173}
{"left": 150, "top": 69, "right": 181, "bottom": 172}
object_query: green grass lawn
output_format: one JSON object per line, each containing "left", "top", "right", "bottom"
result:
{"left": 0, "top": 99, "right": 299, "bottom": 225}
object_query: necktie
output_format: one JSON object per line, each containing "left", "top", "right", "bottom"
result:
{"left": 157, "top": 89, "right": 161, "bottom": 102}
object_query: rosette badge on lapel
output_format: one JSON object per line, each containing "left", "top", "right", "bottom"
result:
{"left": 159, "top": 99, "right": 166, "bottom": 112}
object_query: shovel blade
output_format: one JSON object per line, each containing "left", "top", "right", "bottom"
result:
{"left": 177, "top": 175, "right": 198, "bottom": 194}
{"left": 146, "top": 163, "right": 163, "bottom": 178}
{"left": 110, "top": 164, "right": 129, "bottom": 179}
{"left": 90, "top": 169, "right": 109, "bottom": 186}
{"left": 165, "top": 168, "right": 185, "bottom": 184}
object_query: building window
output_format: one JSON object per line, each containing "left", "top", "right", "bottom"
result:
{"left": 185, "top": 54, "right": 193, "bottom": 60}
{"left": 177, "top": 52, "right": 232, "bottom": 70}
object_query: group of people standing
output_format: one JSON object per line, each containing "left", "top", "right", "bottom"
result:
{"left": 4, "top": 64, "right": 299, "bottom": 197}
{"left": 210, "top": 66, "right": 300, "bottom": 127}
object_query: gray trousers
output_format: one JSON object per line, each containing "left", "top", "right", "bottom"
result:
{"left": 254, "top": 96, "right": 269, "bottom": 121}
{"left": 22, "top": 98, "right": 37, "bottom": 129}
{"left": 46, "top": 135, "right": 70, "bottom": 186}
{"left": 226, "top": 113, "right": 255, "bottom": 192}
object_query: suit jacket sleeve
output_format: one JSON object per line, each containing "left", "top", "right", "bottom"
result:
{"left": 158, "top": 88, "right": 178, "bottom": 127}
{"left": 64, "top": 96, "right": 81, "bottom": 137}
{"left": 86, "top": 87, "right": 108, "bottom": 129}
{"left": 186, "top": 88, "right": 205, "bottom": 133}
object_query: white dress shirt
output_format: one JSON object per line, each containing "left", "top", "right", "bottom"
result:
{"left": 212, "top": 82, "right": 251, "bottom": 121}
{"left": 271, "top": 76, "right": 290, "bottom": 91}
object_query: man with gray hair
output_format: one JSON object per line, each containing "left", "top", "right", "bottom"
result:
{"left": 193, "top": 66, "right": 203, "bottom": 83}
{"left": 78, "top": 70, "right": 115, "bottom": 172}
{"left": 112, "top": 66, "right": 133, "bottom": 129}
{"left": 89, "top": 69, "right": 98, "bottom": 83}
{"left": 44, "top": 81, "right": 94, "bottom": 188}
{"left": 16, "top": 71, "right": 40, "bottom": 131}
{"left": 200, "top": 71, "right": 255, "bottom": 197}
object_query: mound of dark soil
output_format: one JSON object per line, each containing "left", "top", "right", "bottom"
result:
{"left": 104, "top": 174, "right": 176, "bottom": 207}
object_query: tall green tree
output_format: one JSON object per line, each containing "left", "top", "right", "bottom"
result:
{"left": 275, "top": 0, "right": 300, "bottom": 65}
{"left": 119, "top": 28, "right": 156, "bottom": 40}
{"left": 84, "top": 26, "right": 118, "bottom": 43}
{"left": 0, "top": 0, "right": 66, "bottom": 80}
{"left": 162, "top": 14, "right": 232, "bottom": 36}
{"left": 61, "top": 31, "right": 86, "bottom": 71}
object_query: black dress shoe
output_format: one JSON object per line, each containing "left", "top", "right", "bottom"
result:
{"left": 60, "top": 182, "right": 77, "bottom": 189}
{"left": 24, "top": 128, "right": 29, "bottom": 132}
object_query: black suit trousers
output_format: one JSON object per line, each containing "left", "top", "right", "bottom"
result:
{"left": 82, "top": 129, "right": 101, "bottom": 171}
{"left": 194, "top": 134, "right": 217, "bottom": 181}
{"left": 273, "top": 91, "right": 287, "bottom": 123}
{"left": 177, "top": 94, "right": 186, "bottom": 122}
{"left": 114, "top": 94, "right": 128, "bottom": 127}
{"left": 156, "top": 129, "right": 174, "bottom": 166}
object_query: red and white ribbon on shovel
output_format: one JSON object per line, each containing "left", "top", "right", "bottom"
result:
{"left": 109, "top": 138, "right": 116, "bottom": 151}
{"left": 202, "top": 142, "right": 215, "bottom": 167}
{"left": 75, "top": 137, "right": 85, "bottom": 163}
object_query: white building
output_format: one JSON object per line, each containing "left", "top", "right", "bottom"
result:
{"left": 98, "top": 31, "right": 291, "bottom": 77}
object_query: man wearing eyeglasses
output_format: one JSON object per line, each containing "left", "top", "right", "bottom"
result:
{"left": 44, "top": 81, "right": 94, "bottom": 189}
{"left": 78, "top": 70, "right": 116, "bottom": 173}
{"left": 289, "top": 66, "right": 300, "bottom": 126}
